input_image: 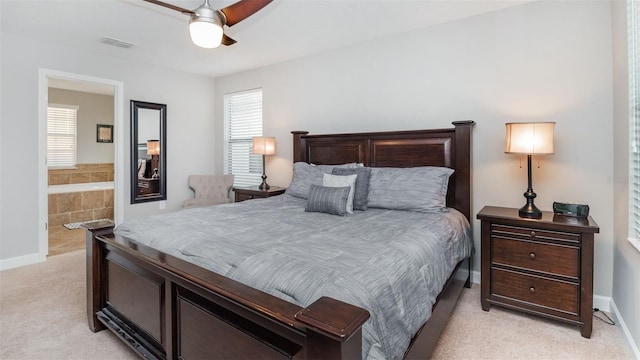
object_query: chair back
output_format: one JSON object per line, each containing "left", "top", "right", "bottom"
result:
{"left": 182, "top": 174, "right": 234, "bottom": 208}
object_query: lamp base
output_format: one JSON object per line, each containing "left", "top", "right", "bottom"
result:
{"left": 519, "top": 203, "right": 542, "bottom": 219}
{"left": 519, "top": 188, "right": 542, "bottom": 218}
{"left": 258, "top": 182, "right": 270, "bottom": 191}
{"left": 518, "top": 154, "right": 542, "bottom": 219}
{"left": 259, "top": 174, "right": 270, "bottom": 191}
{"left": 259, "top": 154, "right": 270, "bottom": 191}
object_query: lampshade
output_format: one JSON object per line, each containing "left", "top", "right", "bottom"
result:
{"left": 189, "top": 1, "right": 223, "bottom": 49}
{"left": 505, "top": 122, "right": 555, "bottom": 155}
{"left": 252, "top": 137, "right": 276, "bottom": 155}
{"left": 147, "top": 140, "right": 160, "bottom": 156}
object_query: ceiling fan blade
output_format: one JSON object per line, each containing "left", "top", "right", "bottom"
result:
{"left": 220, "top": 0, "right": 273, "bottom": 27}
{"left": 143, "top": 0, "right": 195, "bottom": 15}
{"left": 221, "top": 34, "right": 237, "bottom": 46}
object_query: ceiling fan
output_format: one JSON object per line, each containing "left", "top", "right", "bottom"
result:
{"left": 143, "top": 0, "right": 273, "bottom": 48}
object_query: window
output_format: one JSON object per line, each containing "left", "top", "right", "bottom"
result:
{"left": 47, "top": 104, "right": 78, "bottom": 168}
{"left": 629, "top": 0, "right": 640, "bottom": 250}
{"left": 223, "top": 88, "right": 263, "bottom": 187}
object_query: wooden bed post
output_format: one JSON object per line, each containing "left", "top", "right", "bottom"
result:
{"left": 291, "top": 131, "right": 309, "bottom": 163}
{"left": 296, "top": 297, "right": 370, "bottom": 359}
{"left": 452, "top": 120, "right": 474, "bottom": 289}
{"left": 452, "top": 120, "right": 475, "bottom": 222}
{"left": 83, "top": 220, "right": 115, "bottom": 332}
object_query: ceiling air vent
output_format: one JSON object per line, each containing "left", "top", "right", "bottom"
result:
{"left": 99, "top": 36, "right": 136, "bottom": 49}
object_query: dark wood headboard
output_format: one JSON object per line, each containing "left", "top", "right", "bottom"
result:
{"left": 291, "top": 121, "right": 475, "bottom": 220}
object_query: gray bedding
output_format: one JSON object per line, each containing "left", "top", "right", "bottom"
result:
{"left": 115, "top": 194, "right": 473, "bottom": 360}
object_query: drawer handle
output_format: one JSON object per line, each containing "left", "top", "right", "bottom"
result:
{"left": 529, "top": 287, "right": 536, "bottom": 293}
{"left": 529, "top": 252, "right": 536, "bottom": 260}
{"left": 530, "top": 230, "right": 536, "bottom": 237}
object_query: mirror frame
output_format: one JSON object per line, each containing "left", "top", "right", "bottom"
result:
{"left": 130, "top": 100, "right": 167, "bottom": 204}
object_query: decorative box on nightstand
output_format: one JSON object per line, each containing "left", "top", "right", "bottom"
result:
{"left": 233, "top": 186, "right": 286, "bottom": 203}
{"left": 477, "top": 206, "right": 599, "bottom": 338}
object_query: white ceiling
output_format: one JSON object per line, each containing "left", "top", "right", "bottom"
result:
{"left": 2, "top": 0, "right": 532, "bottom": 79}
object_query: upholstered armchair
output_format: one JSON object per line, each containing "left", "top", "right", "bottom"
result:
{"left": 182, "top": 175, "right": 234, "bottom": 209}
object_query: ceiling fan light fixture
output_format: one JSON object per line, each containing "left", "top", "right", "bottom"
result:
{"left": 189, "top": 18, "right": 223, "bottom": 48}
{"left": 144, "top": 0, "right": 272, "bottom": 48}
{"left": 188, "top": 1, "right": 225, "bottom": 49}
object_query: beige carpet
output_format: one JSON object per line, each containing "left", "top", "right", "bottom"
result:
{"left": 431, "top": 285, "right": 632, "bottom": 359}
{"left": 0, "top": 250, "right": 632, "bottom": 359}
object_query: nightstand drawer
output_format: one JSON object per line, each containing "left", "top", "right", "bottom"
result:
{"left": 235, "top": 193, "right": 255, "bottom": 202}
{"left": 492, "top": 237, "right": 579, "bottom": 278}
{"left": 491, "top": 268, "right": 579, "bottom": 314}
{"left": 492, "top": 224, "right": 580, "bottom": 244}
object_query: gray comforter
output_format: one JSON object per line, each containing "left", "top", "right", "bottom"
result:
{"left": 115, "top": 194, "right": 473, "bottom": 360}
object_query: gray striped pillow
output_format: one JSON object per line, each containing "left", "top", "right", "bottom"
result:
{"left": 332, "top": 167, "right": 372, "bottom": 211}
{"left": 304, "top": 184, "right": 350, "bottom": 216}
{"left": 367, "top": 166, "right": 454, "bottom": 212}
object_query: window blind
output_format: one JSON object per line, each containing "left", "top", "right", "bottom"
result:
{"left": 47, "top": 104, "right": 78, "bottom": 168}
{"left": 223, "top": 89, "right": 263, "bottom": 187}
{"left": 629, "top": 0, "right": 640, "bottom": 243}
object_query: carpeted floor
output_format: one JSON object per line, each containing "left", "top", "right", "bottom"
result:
{"left": 0, "top": 250, "right": 633, "bottom": 359}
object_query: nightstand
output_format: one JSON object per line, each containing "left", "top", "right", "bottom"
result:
{"left": 477, "top": 206, "right": 599, "bottom": 338}
{"left": 137, "top": 178, "right": 159, "bottom": 195}
{"left": 233, "top": 186, "right": 286, "bottom": 202}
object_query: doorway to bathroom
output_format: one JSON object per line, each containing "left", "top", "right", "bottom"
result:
{"left": 38, "top": 70, "right": 124, "bottom": 258}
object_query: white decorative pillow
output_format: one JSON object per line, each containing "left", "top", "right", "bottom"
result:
{"left": 323, "top": 173, "right": 357, "bottom": 214}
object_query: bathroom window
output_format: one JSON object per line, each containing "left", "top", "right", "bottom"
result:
{"left": 47, "top": 104, "right": 78, "bottom": 168}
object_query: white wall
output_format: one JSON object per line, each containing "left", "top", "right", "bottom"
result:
{"left": 0, "top": 31, "right": 216, "bottom": 262}
{"left": 214, "top": 1, "right": 615, "bottom": 297}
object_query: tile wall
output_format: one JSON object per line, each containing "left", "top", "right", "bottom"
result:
{"left": 48, "top": 163, "right": 114, "bottom": 185}
{"left": 48, "top": 189, "right": 114, "bottom": 226}
{"left": 48, "top": 163, "right": 114, "bottom": 225}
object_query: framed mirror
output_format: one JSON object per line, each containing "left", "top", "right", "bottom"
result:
{"left": 130, "top": 100, "right": 167, "bottom": 204}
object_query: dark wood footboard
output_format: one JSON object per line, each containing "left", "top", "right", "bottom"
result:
{"left": 86, "top": 223, "right": 370, "bottom": 360}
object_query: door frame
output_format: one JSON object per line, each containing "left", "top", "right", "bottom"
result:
{"left": 38, "top": 68, "right": 125, "bottom": 259}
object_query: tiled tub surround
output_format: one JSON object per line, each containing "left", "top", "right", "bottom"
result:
{"left": 48, "top": 163, "right": 114, "bottom": 226}
{"left": 48, "top": 186, "right": 114, "bottom": 226}
{"left": 48, "top": 163, "right": 114, "bottom": 185}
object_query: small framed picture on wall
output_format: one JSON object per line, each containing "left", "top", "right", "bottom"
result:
{"left": 96, "top": 124, "right": 113, "bottom": 143}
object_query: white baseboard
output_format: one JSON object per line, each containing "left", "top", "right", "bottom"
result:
{"left": 593, "top": 294, "right": 611, "bottom": 312}
{"left": 610, "top": 300, "right": 640, "bottom": 359}
{"left": 471, "top": 270, "right": 481, "bottom": 285}
{"left": 0, "top": 252, "right": 45, "bottom": 271}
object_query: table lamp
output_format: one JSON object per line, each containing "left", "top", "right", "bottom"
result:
{"left": 252, "top": 136, "right": 276, "bottom": 190}
{"left": 505, "top": 122, "right": 555, "bottom": 218}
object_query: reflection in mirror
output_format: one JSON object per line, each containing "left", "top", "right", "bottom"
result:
{"left": 130, "top": 100, "right": 166, "bottom": 203}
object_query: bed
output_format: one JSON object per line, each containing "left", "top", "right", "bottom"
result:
{"left": 85, "top": 120, "right": 475, "bottom": 360}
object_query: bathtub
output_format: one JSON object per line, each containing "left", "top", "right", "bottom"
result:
{"left": 48, "top": 181, "right": 114, "bottom": 194}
